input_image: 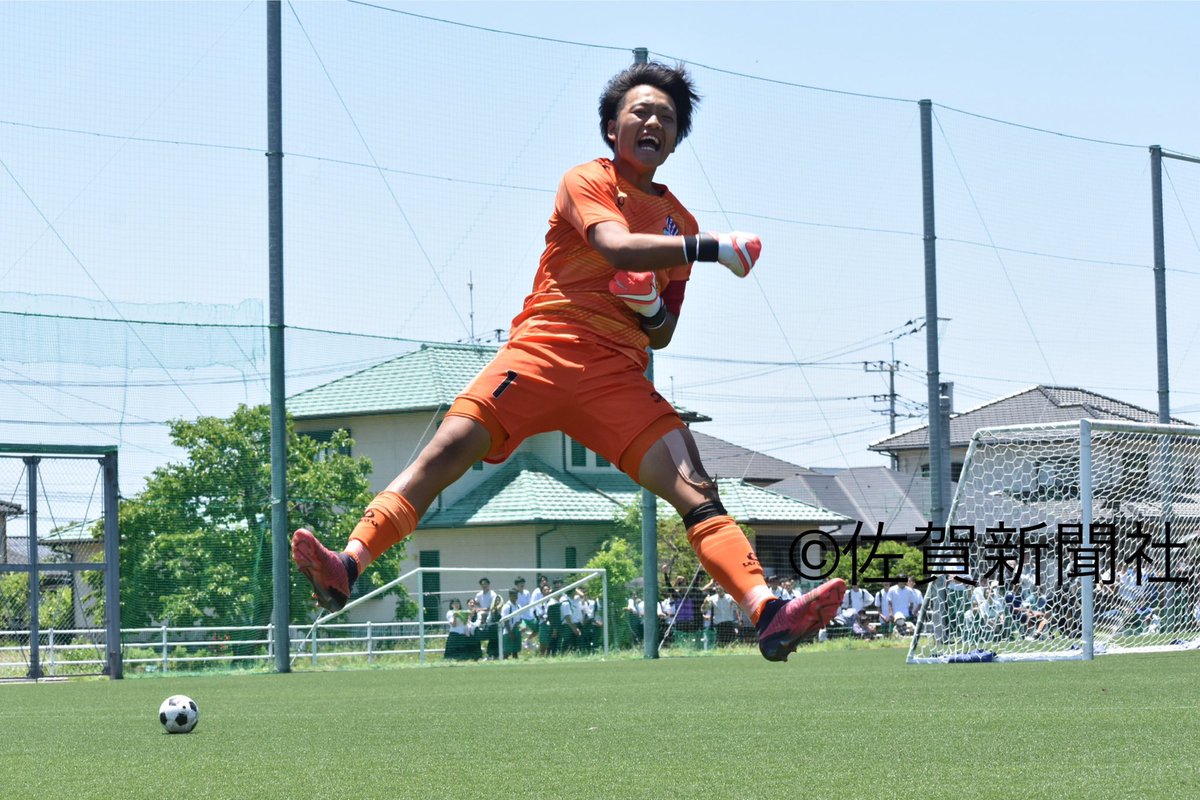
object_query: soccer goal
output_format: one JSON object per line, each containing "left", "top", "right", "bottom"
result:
{"left": 909, "top": 420, "right": 1200, "bottom": 663}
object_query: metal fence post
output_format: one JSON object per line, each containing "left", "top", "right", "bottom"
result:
{"left": 417, "top": 569, "right": 426, "bottom": 664}
{"left": 161, "top": 624, "right": 169, "bottom": 673}
{"left": 601, "top": 569, "right": 610, "bottom": 656}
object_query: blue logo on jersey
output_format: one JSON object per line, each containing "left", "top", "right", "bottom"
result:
{"left": 663, "top": 216, "right": 679, "bottom": 236}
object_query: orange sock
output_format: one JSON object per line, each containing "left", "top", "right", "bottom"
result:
{"left": 348, "top": 491, "right": 418, "bottom": 567}
{"left": 686, "top": 515, "right": 775, "bottom": 623}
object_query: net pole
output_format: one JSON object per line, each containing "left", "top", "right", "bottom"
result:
{"left": 1080, "top": 420, "right": 1095, "bottom": 660}
{"left": 1150, "top": 145, "right": 1170, "bottom": 424}
{"left": 919, "top": 99, "right": 950, "bottom": 527}
{"left": 25, "top": 458, "right": 41, "bottom": 679}
{"left": 267, "top": 0, "right": 291, "bottom": 674}
{"left": 631, "top": 44, "right": 659, "bottom": 660}
{"left": 102, "top": 452, "right": 122, "bottom": 679}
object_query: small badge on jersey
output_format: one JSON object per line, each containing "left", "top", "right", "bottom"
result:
{"left": 663, "top": 215, "right": 679, "bottom": 236}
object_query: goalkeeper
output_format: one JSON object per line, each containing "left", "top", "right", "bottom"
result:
{"left": 294, "top": 61, "right": 844, "bottom": 662}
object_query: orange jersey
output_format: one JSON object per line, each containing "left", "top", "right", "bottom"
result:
{"left": 508, "top": 158, "right": 698, "bottom": 367}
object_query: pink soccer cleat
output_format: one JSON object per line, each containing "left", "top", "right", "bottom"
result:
{"left": 755, "top": 578, "right": 847, "bottom": 662}
{"left": 292, "top": 528, "right": 355, "bottom": 613}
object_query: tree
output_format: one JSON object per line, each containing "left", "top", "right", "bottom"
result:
{"left": 582, "top": 537, "right": 639, "bottom": 648}
{"left": 827, "top": 538, "right": 926, "bottom": 586}
{"left": 611, "top": 503, "right": 755, "bottom": 591}
{"left": 99, "top": 404, "right": 395, "bottom": 631}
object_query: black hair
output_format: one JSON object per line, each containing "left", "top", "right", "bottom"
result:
{"left": 598, "top": 61, "right": 700, "bottom": 152}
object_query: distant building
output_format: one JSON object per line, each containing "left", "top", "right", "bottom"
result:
{"left": 868, "top": 385, "right": 1190, "bottom": 481}
{"left": 769, "top": 466, "right": 942, "bottom": 543}
{"left": 1, "top": 499, "right": 22, "bottom": 563}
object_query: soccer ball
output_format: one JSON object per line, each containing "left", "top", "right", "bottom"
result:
{"left": 159, "top": 695, "right": 200, "bottom": 734}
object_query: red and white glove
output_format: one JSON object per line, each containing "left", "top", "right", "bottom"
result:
{"left": 682, "top": 231, "right": 762, "bottom": 277}
{"left": 608, "top": 270, "right": 663, "bottom": 317}
{"left": 714, "top": 231, "right": 761, "bottom": 277}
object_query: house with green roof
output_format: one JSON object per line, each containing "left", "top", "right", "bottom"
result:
{"left": 288, "top": 342, "right": 849, "bottom": 620}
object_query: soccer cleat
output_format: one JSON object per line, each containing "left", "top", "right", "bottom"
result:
{"left": 292, "top": 528, "right": 354, "bottom": 613}
{"left": 755, "top": 577, "right": 847, "bottom": 662}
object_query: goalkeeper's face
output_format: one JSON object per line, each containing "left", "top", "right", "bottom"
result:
{"left": 606, "top": 85, "right": 678, "bottom": 175}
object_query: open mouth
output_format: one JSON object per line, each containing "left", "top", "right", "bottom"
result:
{"left": 637, "top": 134, "right": 661, "bottom": 152}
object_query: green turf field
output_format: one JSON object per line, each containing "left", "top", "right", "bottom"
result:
{"left": 3, "top": 644, "right": 1198, "bottom": 799}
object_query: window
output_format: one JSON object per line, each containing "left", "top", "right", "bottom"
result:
{"left": 565, "top": 547, "right": 577, "bottom": 569}
{"left": 300, "top": 428, "right": 351, "bottom": 458}
{"left": 569, "top": 438, "right": 611, "bottom": 469}
{"left": 419, "top": 550, "right": 441, "bottom": 621}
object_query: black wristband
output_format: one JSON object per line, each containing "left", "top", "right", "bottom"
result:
{"left": 640, "top": 305, "right": 668, "bottom": 331}
{"left": 683, "top": 234, "right": 699, "bottom": 263}
{"left": 696, "top": 233, "right": 719, "bottom": 262}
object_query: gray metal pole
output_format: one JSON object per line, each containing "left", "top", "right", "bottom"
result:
{"left": 630, "top": 44, "right": 659, "bottom": 658}
{"left": 641, "top": 355, "right": 659, "bottom": 658}
{"left": 1150, "top": 145, "right": 1170, "bottom": 424}
{"left": 102, "top": 453, "right": 122, "bottom": 679}
{"left": 25, "top": 457, "right": 41, "bottom": 679}
{"left": 919, "top": 100, "right": 950, "bottom": 526}
{"left": 267, "top": 0, "right": 290, "bottom": 673}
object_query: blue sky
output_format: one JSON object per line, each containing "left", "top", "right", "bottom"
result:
{"left": 2, "top": 1, "right": 1198, "bottom": 505}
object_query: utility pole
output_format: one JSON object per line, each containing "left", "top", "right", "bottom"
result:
{"left": 865, "top": 355, "right": 900, "bottom": 470}
{"left": 864, "top": 359, "right": 899, "bottom": 434}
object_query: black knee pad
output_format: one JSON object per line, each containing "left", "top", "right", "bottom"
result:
{"left": 683, "top": 499, "right": 728, "bottom": 529}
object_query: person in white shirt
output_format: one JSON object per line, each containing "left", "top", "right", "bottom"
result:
{"left": 889, "top": 575, "right": 922, "bottom": 636}
{"left": 499, "top": 588, "right": 523, "bottom": 658}
{"left": 704, "top": 585, "right": 740, "bottom": 646}
{"left": 473, "top": 577, "right": 500, "bottom": 658}
{"left": 558, "top": 582, "right": 582, "bottom": 651}
{"left": 840, "top": 581, "right": 874, "bottom": 614}
{"left": 875, "top": 579, "right": 895, "bottom": 627}
{"left": 576, "top": 586, "right": 602, "bottom": 651}
{"left": 444, "top": 597, "right": 470, "bottom": 660}
{"left": 529, "top": 577, "right": 550, "bottom": 654}
{"left": 656, "top": 589, "right": 679, "bottom": 647}
{"left": 513, "top": 576, "right": 536, "bottom": 650}
{"left": 626, "top": 590, "right": 645, "bottom": 644}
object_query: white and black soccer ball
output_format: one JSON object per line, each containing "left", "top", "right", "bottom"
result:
{"left": 159, "top": 694, "right": 199, "bottom": 734}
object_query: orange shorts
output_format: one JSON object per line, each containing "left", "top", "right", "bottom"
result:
{"left": 446, "top": 337, "right": 683, "bottom": 479}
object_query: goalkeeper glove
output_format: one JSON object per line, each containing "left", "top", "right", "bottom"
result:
{"left": 609, "top": 270, "right": 668, "bottom": 330}
{"left": 609, "top": 270, "right": 663, "bottom": 317}
{"left": 682, "top": 231, "right": 762, "bottom": 277}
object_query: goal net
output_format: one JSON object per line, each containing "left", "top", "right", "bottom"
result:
{"left": 909, "top": 420, "right": 1200, "bottom": 663}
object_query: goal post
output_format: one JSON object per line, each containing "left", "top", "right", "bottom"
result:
{"left": 909, "top": 420, "right": 1200, "bottom": 663}
{"left": 0, "top": 444, "right": 121, "bottom": 679}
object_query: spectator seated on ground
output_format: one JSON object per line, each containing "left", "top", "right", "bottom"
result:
{"left": 850, "top": 608, "right": 878, "bottom": 639}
